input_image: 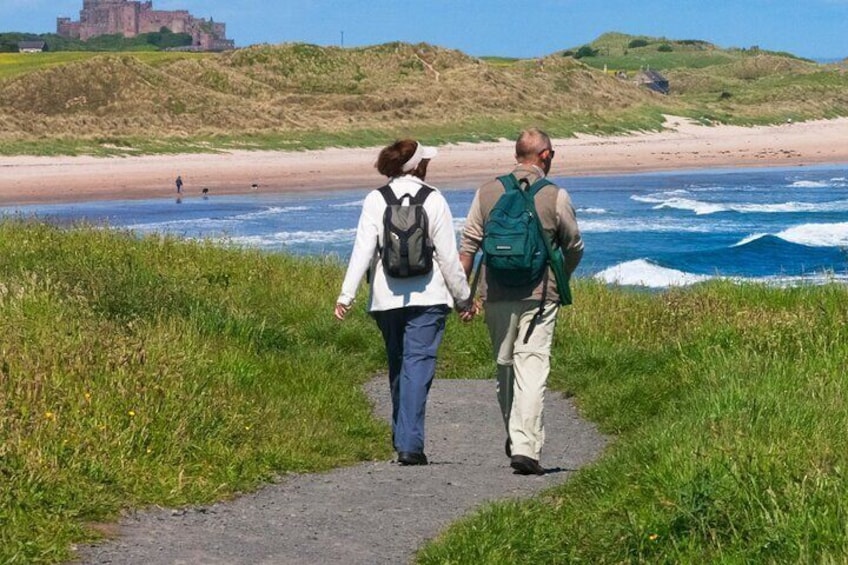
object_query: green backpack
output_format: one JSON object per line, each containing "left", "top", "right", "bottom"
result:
{"left": 481, "top": 174, "right": 572, "bottom": 305}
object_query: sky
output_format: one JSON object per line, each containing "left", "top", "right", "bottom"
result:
{"left": 2, "top": 0, "right": 847, "bottom": 61}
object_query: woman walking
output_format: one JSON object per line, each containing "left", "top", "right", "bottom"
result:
{"left": 335, "top": 139, "right": 474, "bottom": 465}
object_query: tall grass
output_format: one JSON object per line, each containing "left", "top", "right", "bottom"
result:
{"left": 419, "top": 279, "right": 848, "bottom": 563}
{"left": 0, "top": 221, "right": 390, "bottom": 563}
{"left": 5, "top": 221, "right": 848, "bottom": 563}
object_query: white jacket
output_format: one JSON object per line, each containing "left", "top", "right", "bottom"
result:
{"left": 338, "top": 175, "right": 471, "bottom": 312}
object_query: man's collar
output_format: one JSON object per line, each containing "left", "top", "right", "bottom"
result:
{"left": 513, "top": 163, "right": 546, "bottom": 178}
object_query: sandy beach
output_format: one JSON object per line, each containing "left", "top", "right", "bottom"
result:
{"left": 1, "top": 116, "right": 848, "bottom": 206}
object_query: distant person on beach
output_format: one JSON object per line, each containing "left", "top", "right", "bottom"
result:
{"left": 335, "top": 139, "right": 476, "bottom": 466}
{"left": 459, "top": 128, "right": 584, "bottom": 476}
{"left": 175, "top": 175, "right": 183, "bottom": 194}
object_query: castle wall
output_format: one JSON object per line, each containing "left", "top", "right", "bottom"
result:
{"left": 56, "top": 17, "right": 82, "bottom": 39}
{"left": 78, "top": 3, "right": 139, "bottom": 40}
{"left": 139, "top": 10, "right": 191, "bottom": 35}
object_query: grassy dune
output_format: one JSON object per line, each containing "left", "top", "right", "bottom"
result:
{"left": 1, "top": 35, "right": 847, "bottom": 156}
{"left": 2, "top": 221, "right": 848, "bottom": 562}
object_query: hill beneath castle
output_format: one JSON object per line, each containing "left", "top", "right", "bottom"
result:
{"left": 0, "top": 34, "right": 847, "bottom": 156}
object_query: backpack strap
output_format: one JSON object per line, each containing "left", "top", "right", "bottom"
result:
{"left": 410, "top": 185, "right": 434, "bottom": 205}
{"left": 378, "top": 183, "right": 434, "bottom": 206}
{"left": 497, "top": 174, "right": 520, "bottom": 193}
{"left": 515, "top": 176, "right": 555, "bottom": 344}
{"left": 377, "top": 185, "right": 399, "bottom": 205}
{"left": 498, "top": 174, "right": 553, "bottom": 196}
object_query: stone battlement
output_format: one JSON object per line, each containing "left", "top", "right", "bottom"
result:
{"left": 57, "top": 0, "right": 234, "bottom": 51}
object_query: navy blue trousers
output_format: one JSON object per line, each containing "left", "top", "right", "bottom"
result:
{"left": 372, "top": 305, "right": 449, "bottom": 454}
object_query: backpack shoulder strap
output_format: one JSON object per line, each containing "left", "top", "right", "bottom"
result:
{"left": 527, "top": 177, "right": 555, "bottom": 197}
{"left": 377, "top": 185, "right": 400, "bottom": 206}
{"left": 410, "top": 185, "right": 434, "bottom": 205}
{"left": 497, "top": 174, "right": 520, "bottom": 193}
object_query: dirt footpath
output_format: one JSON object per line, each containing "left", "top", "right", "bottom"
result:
{"left": 77, "top": 377, "right": 607, "bottom": 564}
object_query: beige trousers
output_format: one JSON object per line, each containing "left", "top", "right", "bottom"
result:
{"left": 485, "top": 300, "right": 559, "bottom": 461}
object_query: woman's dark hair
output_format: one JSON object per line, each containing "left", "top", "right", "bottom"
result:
{"left": 376, "top": 139, "right": 420, "bottom": 178}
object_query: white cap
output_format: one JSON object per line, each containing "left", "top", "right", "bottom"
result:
{"left": 401, "top": 141, "right": 438, "bottom": 172}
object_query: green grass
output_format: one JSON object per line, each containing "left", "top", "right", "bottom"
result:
{"left": 4, "top": 222, "right": 848, "bottom": 563}
{"left": 0, "top": 107, "right": 673, "bottom": 157}
{"left": 581, "top": 51, "right": 737, "bottom": 72}
{"left": 418, "top": 280, "right": 848, "bottom": 563}
{"left": 0, "top": 221, "right": 392, "bottom": 563}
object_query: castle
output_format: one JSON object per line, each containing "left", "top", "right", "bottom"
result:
{"left": 57, "top": 0, "right": 234, "bottom": 51}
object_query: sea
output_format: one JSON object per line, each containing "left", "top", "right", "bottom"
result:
{"left": 3, "top": 164, "right": 848, "bottom": 290}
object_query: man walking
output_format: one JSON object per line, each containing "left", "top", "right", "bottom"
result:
{"left": 459, "top": 128, "right": 583, "bottom": 475}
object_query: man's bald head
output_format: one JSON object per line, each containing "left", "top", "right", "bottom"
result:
{"left": 515, "top": 128, "right": 552, "bottom": 163}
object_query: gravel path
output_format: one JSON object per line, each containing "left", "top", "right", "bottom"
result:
{"left": 77, "top": 377, "right": 606, "bottom": 564}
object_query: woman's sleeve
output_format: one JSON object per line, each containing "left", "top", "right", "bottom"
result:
{"left": 429, "top": 192, "right": 472, "bottom": 303}
{"left": 337, "top": 193, "right": 380, "bottom": 306}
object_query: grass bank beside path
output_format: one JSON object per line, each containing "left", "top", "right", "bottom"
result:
{"left": 420, "top": 280, "right": 848, "bottom": 563}
{"left": 0, "top": 221, "right": 396, "bottom": 564}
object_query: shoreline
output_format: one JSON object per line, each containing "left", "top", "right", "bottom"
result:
{"left": 2, "top": 116, "right": 848, "bottom": 206}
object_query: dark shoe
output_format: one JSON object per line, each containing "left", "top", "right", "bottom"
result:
{"left": 510, "top": 455, "right": 545, "bottom": 476}
{"left": 505, "top": 438, "right": 512, "bottom": 458}
{"left": 398, "top": 452, "right": 428, "bottom": 466}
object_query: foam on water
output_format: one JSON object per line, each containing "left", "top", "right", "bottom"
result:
{"left": 330, "top": 200, "right": 366, "bottom": 208}
{"left": 579, "top": 218, "right": 720, "bottom": 233}
{"left": 222, "top": 228, "right": 357, "bottom": 248}
{"left": 634, "top": 194, "right": 848, "bottom": 215}
{"left": 735, "top": 222, "right": 848, "bottom": 248}
{"left": 232, "top": 206, "right": 309, "bottom": 220}
{"left": 594, "top": 259, "right": 712, "bottom": 288}
{"left": 594, "top": 259, "right": 848, "bottom": 289}
{"left": 775, "top": 222, "right": 848, "bottom": 247}
{"left": 125, "top": 217, "right": 238, "bottom": 232}
{"left": 789, "top": 180, "right": 831, "bottom": 188}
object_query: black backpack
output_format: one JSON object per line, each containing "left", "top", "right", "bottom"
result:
{"left": 377, "top": 185, "right": 435, "bottom": 278}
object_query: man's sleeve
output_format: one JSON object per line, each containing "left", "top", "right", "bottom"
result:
{"left": 555, "top": 188, "right": 584, "bottom": 275}
{"left": 459, "top": 191, "right": 484, "bottom": 257}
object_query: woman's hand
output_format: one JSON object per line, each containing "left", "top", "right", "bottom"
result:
{"left": 334, "top": 302, "right": 351, "bottom": 321}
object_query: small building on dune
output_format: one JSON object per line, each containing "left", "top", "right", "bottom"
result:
{"left": 635, "top": 69, "right": 670, "bottom": 95}
{"left": 18, "top": 41, "right": 46, "bottom": 53}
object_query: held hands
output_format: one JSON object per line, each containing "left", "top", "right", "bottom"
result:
{"left": 334, "top": 302, "right": 351, "bottom": 321}
{"left": 456, "top": 297, "right": 481, "bottom": 322}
